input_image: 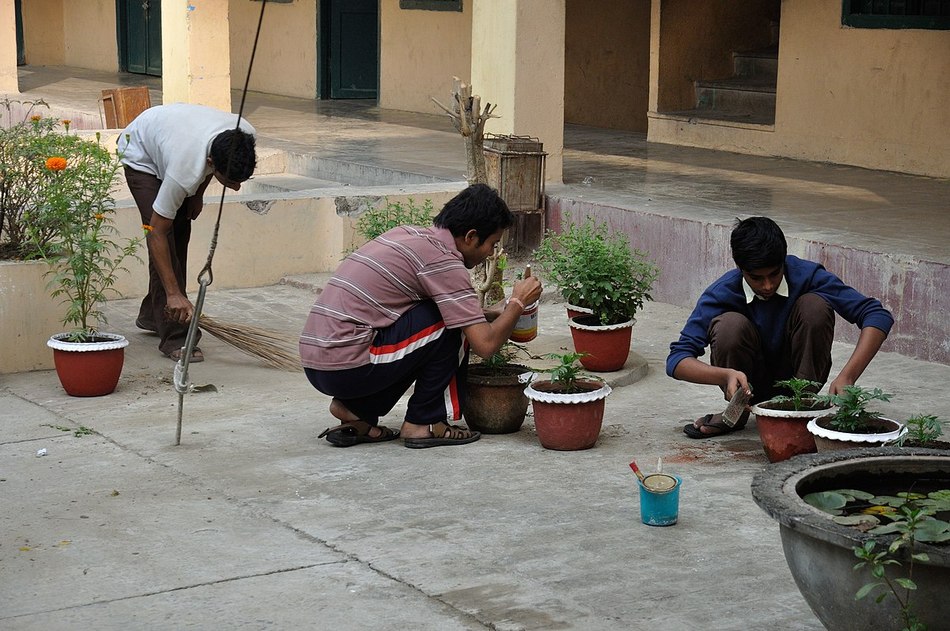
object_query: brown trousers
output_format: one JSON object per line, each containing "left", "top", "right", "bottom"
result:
{"left": 124, "top": 167, "right": 202, "bottom": 356}
{"left": 708, "top": 293, "right": 834, "bottom": 403}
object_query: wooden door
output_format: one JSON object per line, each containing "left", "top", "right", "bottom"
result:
{"left": 326, "top": 0, "right": 378, "bottom": 99}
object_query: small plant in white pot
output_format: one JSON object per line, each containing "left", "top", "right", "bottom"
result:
{"left": 807, "top": 385, "right": 905, "bottom": 451}
{"left": 24, "top": 127, "right": 144, "bottom": 396}
{"left": 751, "top": 377, "right": 834, "bottom": 462}
{"left": 524, "top": 351, "right": 612, "bottom": 450}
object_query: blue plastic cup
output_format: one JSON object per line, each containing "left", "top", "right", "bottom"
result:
{"left": 638, "top": 474, "right": 681, "bottom": 526}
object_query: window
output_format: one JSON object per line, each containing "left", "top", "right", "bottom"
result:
{"left": 400, "top": 0, "right": 462, "bottom": 11}
{"left": 842, "top": 0, "right": 950, "bottom": 29}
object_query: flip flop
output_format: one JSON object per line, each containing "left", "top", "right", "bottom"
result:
{"left": 404, "top": 422, "right": 481, "bottom": 449}
{"left": 165, "top": 347, "right": 204, "bottom": 363}
{"left": 683, "top": 412, "right": 748, "bottom": 439}
{"left": 318, "top": 419, "right": 400, "bottom": 447}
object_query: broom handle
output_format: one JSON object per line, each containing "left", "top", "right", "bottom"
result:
{"left": 175, "top": 278, "right": 209, "bottom": 445}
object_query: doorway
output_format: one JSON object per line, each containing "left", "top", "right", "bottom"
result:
{"left": 118, "top": 0, "right": 162, "bottom": 76}
{"left": 321, "top": 0, "right": 378, "bottom": 99}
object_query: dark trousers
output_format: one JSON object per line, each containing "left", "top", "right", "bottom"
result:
{"left": 124, "top": 167, "right": 201, "bottom": 355}
{"left": 305, "top": 301, "right": 468, "bottom": 427}
{"left": 709, "top": 293, "right": 834, "bottom": 403}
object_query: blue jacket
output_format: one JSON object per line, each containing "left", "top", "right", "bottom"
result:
{"left": 666, "top": 255, "right": 894, "bottom": 378}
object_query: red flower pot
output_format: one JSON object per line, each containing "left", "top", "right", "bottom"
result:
{"left": 48, "top": 333, "right": 129, "bottom": 397}
{"left": 568, "top": 315, "right": 633, "bottom": 372}
{"left": 524, "top": 379, "right": 611, "bottom": 450}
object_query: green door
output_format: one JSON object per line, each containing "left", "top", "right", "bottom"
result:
{"left": 15, "top": 0, "right": 24, "bottom": 65}
{"left": 327, "top": 0, "right": 378, "bottom": 99}
{"left": 122, "top": 0, "right": 162, "bottom": 76}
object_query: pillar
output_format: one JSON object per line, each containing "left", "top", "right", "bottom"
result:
{"left": 161, "top": 1, "right": 232, "bottom": 111}
{"left": 0, "top": 0, "right": 18, "bottom": 93}
{"left": 471, "top": 0, "right": 565, "bottom": 183}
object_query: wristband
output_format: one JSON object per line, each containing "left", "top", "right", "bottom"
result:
{"left": 509, "top": 297, "right": 526, "bottom": 311}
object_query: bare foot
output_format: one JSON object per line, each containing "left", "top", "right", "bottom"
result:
{"left": 399, "top": 421, "right": 433, "bottom": 440}
{"left": 329, "top": 399, "right": 385, "bottom": 439}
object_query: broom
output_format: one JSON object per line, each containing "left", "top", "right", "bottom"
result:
{"left": 199, "top": 315, "right": 301, "bottom": 372}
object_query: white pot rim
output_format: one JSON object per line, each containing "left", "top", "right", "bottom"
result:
{"left": 566, "top": 303, "right": 594, "bottom": 314}
{"left": 751, "top": 402, "right": 837, "bottom": 420}
{"left": 524, "top": 380, "right": 612, "bottom": 404}
{"left": 806, "top": 416, "right": 907, "bottom": 443}
{"left": 48, "top": 332, "right": 129, "bottom": 352}
{"left": 568, "top": 317, "right": 635, "bottom": 332}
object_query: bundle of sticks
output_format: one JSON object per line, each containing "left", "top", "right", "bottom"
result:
{"left": 199, "top": 315, "right": 301, "bottom": 372}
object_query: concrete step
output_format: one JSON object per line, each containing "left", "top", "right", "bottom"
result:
{"left": 734, "top": 48, "right": 778, "bottom": 80}
{"left": 695, "top": 77, "right": 776, "bottom": 116}
{"left": 242, "top": 173, "right": 346, "bottom": 194}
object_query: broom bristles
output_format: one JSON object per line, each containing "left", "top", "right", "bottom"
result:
{"left": 199, "top": 315, "right": 301, "bottom": 371}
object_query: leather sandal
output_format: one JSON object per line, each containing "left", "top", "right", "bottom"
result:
{"left": 683, "top": 411, "right": 749, "bottom": 439}
{"left": 404, "top": 422, "right": 481, "bottom": 449}
{"left": 318, "top": 419, "right": 399, "bottom": 447}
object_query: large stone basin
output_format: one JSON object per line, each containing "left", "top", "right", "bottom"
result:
{"left": 751, "top": 448, "right": 950, "bottom": 631}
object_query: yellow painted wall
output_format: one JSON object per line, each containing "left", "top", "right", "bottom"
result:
{"left": 564, "top": 0, "right": 651, "bottom": 132}
{"left": 19, "top": 0, "right": 65, "bottom": 65}
{"left": 648, "top": 0, "right": 950, "bottom": 177}
{"left": 379, "top": 0, "right": 472, "bottom": 113}
{"left": 63, "top": 0, "right": 118, "bottom": 72}
{"left": 775, "top": 0, "right": 950, "bottom": 176}
{"left": 229, "top": 0, "right": 317, "bottom": 99}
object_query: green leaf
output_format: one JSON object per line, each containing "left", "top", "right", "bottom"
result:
{"left": 803, "top": 491, "right": 849, "bottom": 513}
{"left": 894, "top": 578, "right": 917, "bottom": 590}
{"left": 855, "top": 583, "right": 880, "bottom": 600}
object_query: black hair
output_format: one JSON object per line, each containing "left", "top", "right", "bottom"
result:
{"left": 433, "top": 183, "right": 514, "bottom": 243}
{"left": 730, "top": 216, "right": 787, "bottom": 271}
{"left": 209, "top": 128, "right": 257, "bottom": 182}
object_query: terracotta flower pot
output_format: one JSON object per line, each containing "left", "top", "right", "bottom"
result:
{"left": 565, "top": 303, "right": 593, "bottom": 320}
{"left": 48, "top": 333, "right": 129, "bottom": 397}
{"left": 568, "top": 315, "right": 633, "bottom": 372}
{"left": 806, "top": 415, "right": 906, "bottom": 452}
{"left": 751, "top": 400, "right": 834, "bottom": 462}
{"left": 524, "top": 378, "right": 611, "bottom": 450}
{"left": 464, "top": 364, "right": 531, "bottom": 434}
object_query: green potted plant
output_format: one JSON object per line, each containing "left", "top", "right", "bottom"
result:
{"left": 23, "top": 123, "right": 144, "bottom": 396}
{"left": 523, "top": 351, "right": 612, "bottom": 450}
{"left": 535, "top": 217, "right": 659, "bottom": 372}
{"left": 896, "top": 414, "right": 949, "bottom": 450}
{"left": 750, "top": 377, "right": 835, "bottom": 462}
{"left": 464, "top": 341, "right": 534, "bottom": 434}
{"left": 806, "top": 385, "right": 906, "bottom": 451}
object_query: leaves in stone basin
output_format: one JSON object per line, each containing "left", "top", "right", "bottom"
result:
{"left": 803, "top": 491, "right": 849, "bottom": 515}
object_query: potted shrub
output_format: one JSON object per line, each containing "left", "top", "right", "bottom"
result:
{"left": 23, "top": 124, "right": 144, "bottom": 396}
{"left": 523, "top": 351, "right": 612, "bottom": 450}
{"left": 535, "top": 217, "right": 659, "bottom": 372}
{"left": 750, "top": 377, "right": 834, "bottom": 462}
{"left": 464, "top": 342, "right": 533, "bottom": 434}
{"left": 806, "top": 386, "right": 906, "bottom": 452}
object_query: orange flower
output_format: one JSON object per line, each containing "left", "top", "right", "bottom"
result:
{"left": 94, "top": 214, "right": 105, "bottom": 220}
{"left": 45, "top": 157, "right": 67, "bottom": 171}
{"left": 30, "top": 115, "right": 42, "bottom": 122}
{"left": 142, "top": 224, "right": 153, "bottom": 233}
{"left": 62, "top": 119, "right": 72, "bottom": 132}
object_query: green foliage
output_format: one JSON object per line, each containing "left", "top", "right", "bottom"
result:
{"left": 541, "top": 351, "right": 599, "bottom": 393}
{"left": 0, "top": 98, "right": 61, "bottom": 259}
{"left": 354, "top": 197, "right": 434, "bottom": 242}
{"left": 898, "top": 414, "right": 945, "bottom": 445}
{"left": 475, "top": 341, "right": 530, "bottom": 374}
{"left": 20, "top": 121, "right": 143, "bottom": 340}
{"left": 817, "top": 385, "right": 893, "bottom": 433}
{"left": 534, "top": 217, "right": 659, "bottom": 325}
{"left": 768, "top": 377, "right": 826, "bottom": 411}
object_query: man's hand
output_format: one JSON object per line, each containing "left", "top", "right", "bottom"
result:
{"left": 828, "top": 374, "right": 855, "bottom": 395}
{"left": 164, "top": 293, "right": 195, "bottom": 324}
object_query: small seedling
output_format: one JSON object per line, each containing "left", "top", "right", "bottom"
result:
{"left": 898, "top": 414, "right": 945, "bottom": 445}
{"left": 44, "top": 423, "right": 94, "bottom": 437}
{"left": 768, "top": 377, "right": 825, "bottom": 411}
{"left": 542, "top": 351, "right": 598, "bottom": 393}
{"left": 817, "top": 385, "right": 893, "bottom": 433}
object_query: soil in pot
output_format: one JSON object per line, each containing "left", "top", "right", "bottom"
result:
{"left": 464, "top": 363, "right": 530, "bottom": 434}
{"left": 527, "top": 378, "right": 608, "bottom": 451}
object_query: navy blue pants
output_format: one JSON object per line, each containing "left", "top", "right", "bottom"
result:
{"left": 305, "top": 301, "right": 469, "bottom": 427}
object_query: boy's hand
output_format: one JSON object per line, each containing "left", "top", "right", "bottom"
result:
{"left": 722, "top": 369, "right": 750, "bottom": 401}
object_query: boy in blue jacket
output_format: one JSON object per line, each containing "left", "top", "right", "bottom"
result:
{"left": 668, "top": 217, "right": 894, "bottom": 438}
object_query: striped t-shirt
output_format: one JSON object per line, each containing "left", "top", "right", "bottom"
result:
{"left": 299, "top": 226, "right": 486, "bottom": 370}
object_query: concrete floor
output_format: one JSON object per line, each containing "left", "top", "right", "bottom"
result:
{"left": 2, "top": 66, "right": 950, "bottom": 630}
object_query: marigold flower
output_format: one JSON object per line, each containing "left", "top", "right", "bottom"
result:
{"left": 142, "top": 224, "right": 154, "bottom": 233}
{"left": 45, "top": 157, "right": 68, "bottom": 171}
{"left": 62, "top": 119, "right": 72, "bottom": 132}
{"left": 94, "top": 213, "right": 105, "bottom": 220}
{"left": 31, "top": 115, "right": 42, "bottom": 122}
